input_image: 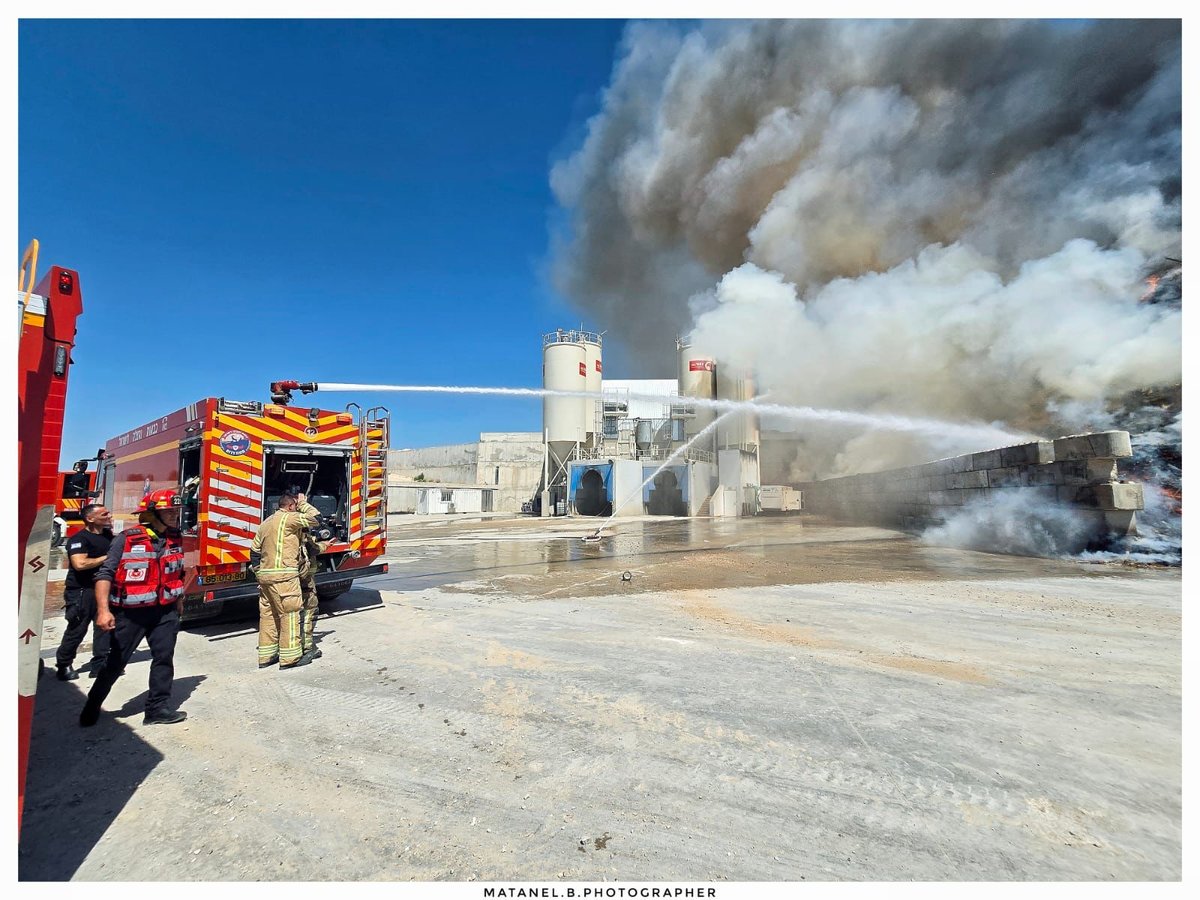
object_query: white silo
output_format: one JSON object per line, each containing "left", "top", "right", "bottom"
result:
{"left": 543, "top": 332, "right": 588, "bottom": 508}
{"left": 677, "top": 340, "right": 717, "bottom": 446}
{"left": 580, "top": 333, "right": 603, "bottom": 446}
{"left": 714, "top": 365, "right": 762, "bottom": 518}
{"left": 715, "top": 368, "right": 760, "bottom": 452}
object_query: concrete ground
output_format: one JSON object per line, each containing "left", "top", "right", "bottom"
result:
{"left": 20, "top": 514, "right": 1181, "bottom": 881}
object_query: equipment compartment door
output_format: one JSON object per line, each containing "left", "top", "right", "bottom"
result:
{"left": 179, "top": 438, "right": 203, "bottom": 534}
{"left": 261, "top": 443, "right": 353, "bottom": 545}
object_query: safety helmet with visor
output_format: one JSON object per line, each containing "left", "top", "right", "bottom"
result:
{"left": 138, "top": 489, "right": 183, "bottom": 528}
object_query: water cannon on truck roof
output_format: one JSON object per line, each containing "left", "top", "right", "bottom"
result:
{"left": 269, "top": 380, "right": 319, "bottom": 404}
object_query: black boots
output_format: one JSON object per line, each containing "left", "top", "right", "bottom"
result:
{"left": 143, "top": 709, "right": 187, "bottom": 726}
{"left": 258, "top": 655, "right": 279, "bottom": 669}
{"left": 57, "top": 665, "right": 79, "bottom": 681}
{"left": 280, "top": 651, "right": 316, "bottom": 669}
{"left": 79, "top": 697, "right": 101, "bottom": 727}
{"left": 82, "top": 704, "right": 187, "bottom": 727}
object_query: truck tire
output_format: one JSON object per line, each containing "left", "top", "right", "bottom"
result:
{"left": 317, "top": 579, "right": 354, "bottom": 605}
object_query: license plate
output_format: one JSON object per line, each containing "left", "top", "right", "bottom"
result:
{"left": 204, "top": 572, "right": 247, "bottom": 584}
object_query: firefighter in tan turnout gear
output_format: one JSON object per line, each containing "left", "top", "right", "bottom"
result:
{"left": 252, "top": 491, "right": 321, "bottom": 669}
{"left": 299, "top": 530, "right": 330, "bottom": 659}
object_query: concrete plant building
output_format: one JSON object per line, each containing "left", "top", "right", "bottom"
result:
{"left": 538, "top": 330, "right": 763, "bottom": 519}
{"left": 386, "top": 330, "right": 766, "bottom": 520}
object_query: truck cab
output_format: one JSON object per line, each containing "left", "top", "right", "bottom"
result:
{"left": 52, "top": 453, "right": 104, "bottom": 546}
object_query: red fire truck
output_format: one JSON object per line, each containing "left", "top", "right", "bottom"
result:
{"left": 52, "top": 457, "right": 103, "bottom": 546}
{"left": 93, "top": 383, "right": 390, "bottom": 620}
{"left": 18, "top": 239, "right": 84, "bottom": 830}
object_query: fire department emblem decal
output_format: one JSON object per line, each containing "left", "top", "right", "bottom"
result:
{"left": 219, "top": 430, "right": 251, "bottom": 456}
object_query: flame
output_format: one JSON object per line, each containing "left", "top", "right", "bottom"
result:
{"left": 1140, "top": 274, "right": 1161, "bottom": 302}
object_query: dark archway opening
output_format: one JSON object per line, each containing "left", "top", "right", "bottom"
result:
{"left": 575, "top": 469, "right": 611, "bottom": 517}
{"left": 646, "top": 470, "right": 686, "bottom": 516}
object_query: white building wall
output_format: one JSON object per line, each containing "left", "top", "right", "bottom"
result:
{"left": 688, "top": 460, "right": 718, "bottom": 516}
{"left": 612, "top": 459, "right": 646, "bottom": 517}
{"left": 475, "top": 432, "right": 544, "bottom": 511}
{"left": 389, "top": 432, "right": 543, "bottom": 514}
{"left": 415, "top": 488, "right": 448, "bottom": 515}
{"left": 602, "top": 379, "right": 678, "bottom": 420}
{"left": 717, "top": 448, "right": 761, "bottom": 517}
{"left": 388, "top": 485, "right": 418, "bottom": 513}
{"left": 410, "top": 486, "right": 486, "bottom": 515}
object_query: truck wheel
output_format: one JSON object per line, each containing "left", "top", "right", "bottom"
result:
{"left": 317, "top": 579, "right": 354, "bottom": 605}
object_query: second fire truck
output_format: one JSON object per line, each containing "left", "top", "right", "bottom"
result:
{"left": 94, "top": 383, "right": 390, "bottom": 620}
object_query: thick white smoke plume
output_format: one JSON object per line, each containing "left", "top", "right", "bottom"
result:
{"left": 551, "top": 20, "right": 1182, "bottom": 497}
{"left": 690, "top": 240, "right": 1180, "bottom": 475}
{"left": 920, "top": 491, "right": 1094, "bottom": 558}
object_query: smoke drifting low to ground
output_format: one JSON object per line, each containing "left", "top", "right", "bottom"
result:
{"left": 921, "top": 491, "right": 1095, "bottom": 559}
{"left": 551, "top": 19, "right": 1182, "bottom": 559}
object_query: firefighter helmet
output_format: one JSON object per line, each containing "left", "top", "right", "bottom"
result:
{"left": 138, "top": 489, "right": 182, "bottom": 511}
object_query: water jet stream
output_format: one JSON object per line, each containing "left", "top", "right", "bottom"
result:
{"left": 316, "top": 382, "right": 1038, "bottom": 446}
{"left": 605, "top": 406, "right": 740, "bottom": 524}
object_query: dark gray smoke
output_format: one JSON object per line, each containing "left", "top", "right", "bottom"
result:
{"left": 551, "top": 19, "right": 1181, "bottom": 371}
{"left": 550, "top": 19, "right": 1181, "bottom": 478}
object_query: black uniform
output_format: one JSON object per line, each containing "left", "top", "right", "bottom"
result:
{"left": 55, "top": 529, "right": 114, "bottom": 673}
{"left": 84, "top": 527, "right": 182, "bottom": 720}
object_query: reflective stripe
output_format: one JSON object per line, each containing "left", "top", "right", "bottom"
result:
{"left": 274, "top": 513, "right": 289, "bottom": 569}
{"left": 118, "top": 593, "right": 161, "bottom": 607}
{"left": 257, "top": 567, "right": 298, "bottom": 575}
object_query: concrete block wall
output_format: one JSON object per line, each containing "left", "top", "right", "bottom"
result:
{"left": 388, "top": 442, "right": 478, "bottom": 485}
{"left": 796, "top": 431, "right": 1143, "bottom": 542}
{"left": 474, "top": 432, "right": 545, "bottom": 512}
{"left": 389, "top": 432, "right": 544, "bottom": 513}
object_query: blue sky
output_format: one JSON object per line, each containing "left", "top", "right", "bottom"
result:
{"left": 19, "top": 19, "right": 628, "bottom": 464}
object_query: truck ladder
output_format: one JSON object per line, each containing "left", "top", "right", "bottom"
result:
{"left": 360, "top": 407, "right": 389, "bottom": 534}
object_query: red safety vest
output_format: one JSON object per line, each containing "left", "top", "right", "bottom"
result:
{"left": 111, "top": 526, "right": 186, "bottom": 608}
